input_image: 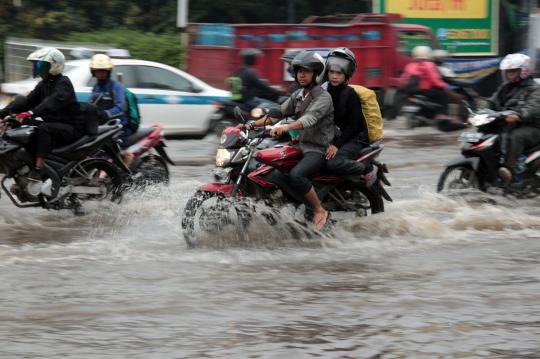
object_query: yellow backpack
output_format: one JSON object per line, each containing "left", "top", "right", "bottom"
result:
{"left": 349, "top": 84, "right": 384, "bottom": 143}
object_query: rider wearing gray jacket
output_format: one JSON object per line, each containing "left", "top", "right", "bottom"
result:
{"left": 251, "top": 51, "right": 334, "bottom": 230}
{"left": 487, "top": 53, "right": 540, "bottom": 184}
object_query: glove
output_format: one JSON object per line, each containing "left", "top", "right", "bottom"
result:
{"left": 15, "top": 111, "right": 33, "bottom": 122}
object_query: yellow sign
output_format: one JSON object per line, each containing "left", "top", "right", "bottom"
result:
{"left": 385, "top": 0, "right": 487, "bottom": 19}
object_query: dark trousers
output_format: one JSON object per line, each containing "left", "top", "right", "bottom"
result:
{"left": 35, "top": 122, "right": 83, "bottom": 158}
{"left": 270, "top": 151, "right": 325, "bottom": 197}
{"left": 326, "top": 139, "right": 368, "bottom": 175}
{"left": 504, "top": 125, "right": 540, "bottom": 172}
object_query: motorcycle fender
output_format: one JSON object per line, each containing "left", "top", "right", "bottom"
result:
{"left": 199, "top": 183, "right": 235, "bottom": 196}
{"left": 155, "top": 142, "right": 176, "bottom": 165}
{"left": 445, "top": 156, "right": 480, "bottom": 171}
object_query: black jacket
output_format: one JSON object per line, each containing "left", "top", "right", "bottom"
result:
{"left": 327, "top": 83, "right": 368, "bottom": 147}
{"left": 0, "top": 75, "right": 86, "bottom": 131}
{"left": 234, "top": 66, "right": 280, "bottom": 103}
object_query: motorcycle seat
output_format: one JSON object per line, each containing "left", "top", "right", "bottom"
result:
{"left": 51, "top": 125, "right": 118, "bottom": 155}
{"left": 121, "top": 127, "right": 155, "bottom": 148}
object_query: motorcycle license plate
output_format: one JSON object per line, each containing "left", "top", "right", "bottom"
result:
{"left": 459, "top": 132, "right": 482, "bottom": 143}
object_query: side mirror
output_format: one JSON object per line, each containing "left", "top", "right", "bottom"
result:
{"left": 233, "top": 106, "right": 245, "bottom": 122}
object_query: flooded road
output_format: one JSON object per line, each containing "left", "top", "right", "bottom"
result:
{"left": 1, "top": 121, "right": 539, "bottom": 358}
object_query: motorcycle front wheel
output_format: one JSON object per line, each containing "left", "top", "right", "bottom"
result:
{"left": 181, "top": 191, "right": 250, "bottom": 247}
{"left": 437, "top": 165, "right": 479, "bottom": 193}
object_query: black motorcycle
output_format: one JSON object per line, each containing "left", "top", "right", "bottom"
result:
{"left": 0, "top": 115, "right": 126, "bottom": 213}
{"left": 399, "top": 77, "right": 480, "bottom": 131}
{"left": 437, "top": 109, "right": 540, "bottom": 197}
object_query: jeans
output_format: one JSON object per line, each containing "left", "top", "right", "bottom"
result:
{"left": 326, "top": 139, "right": 369, "bottom": 175}
{"left": 269, "top": 151, "right": 325, "bottom": 197}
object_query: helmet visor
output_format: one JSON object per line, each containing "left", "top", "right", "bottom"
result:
{"left": 326, "top": 57, "right": 352, "bottom": 75}
{"left": 32, "top": 60, "right": 51, "bottom": 78}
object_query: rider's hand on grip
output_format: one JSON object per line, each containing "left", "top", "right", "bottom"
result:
{"left": 270, "top": 124, "right": 291, "bottom": 138}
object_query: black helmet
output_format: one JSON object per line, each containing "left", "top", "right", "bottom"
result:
{"left": 240, "top": 48, "right": 262, "bottom": 66}
{"left": 291, "top": 50, "right": 326, "bottom": 85}
{"left": 326, "top": 47, "right": 357, "bottom": 79}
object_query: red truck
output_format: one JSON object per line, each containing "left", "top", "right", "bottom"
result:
{"left": 187, "top": 13, "right": 439, "bottom": 101}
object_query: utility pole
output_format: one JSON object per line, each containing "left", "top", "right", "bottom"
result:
{"left": 177, "top": 0, "right": 189, "bottom": 70}
{"left": 287, "top": 0, "right": 296, "bottom": 23}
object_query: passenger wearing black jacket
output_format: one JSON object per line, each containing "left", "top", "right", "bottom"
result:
{"left": 323, "top": 48, "right": 377, "bottom": 182}
{"left": 0, "top": 47, "right": 85, "bottom": 179}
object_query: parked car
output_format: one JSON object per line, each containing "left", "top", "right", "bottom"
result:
{"left": 0, "top": 58, "right": 231, "bottom": 137}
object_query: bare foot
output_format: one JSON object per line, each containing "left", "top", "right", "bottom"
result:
{"left": 313, "top": 209, "right": 328, "bottom": 231}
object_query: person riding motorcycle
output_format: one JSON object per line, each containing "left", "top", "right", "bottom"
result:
{"left": 432, "top": 49, "right": 471, "bottom": 119}
{"left": 487, "top": 53, "right": 540, "bottom": 185}
{"left": 228, "top": 48, "right": 282, "bottom": 108}
{"left": 250, "top": 50, "right": 334, "bottom": 230}
{"left": 432, "top": 49, "right": 456, "bottom": 79}
{"left": 0, "top": 47, "right": 86, "bottom": 179}
{"left": 89, "top": 53, "right": 135, "bottom": 167}
{"left": 89, "top": 54, "right": 130, "bottom": 138}
{"left": 399, "top": 45, "right": 450, "bottom": 114}
{"left": 322, "top": 47, "right": 377, "bottom": 183}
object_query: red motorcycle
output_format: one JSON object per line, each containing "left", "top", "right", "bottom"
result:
{"left": 106, "top": 124, "right": 175, "bottom": 186}
{"left": 181, "top": 107, "right": 392, "bottom": 247}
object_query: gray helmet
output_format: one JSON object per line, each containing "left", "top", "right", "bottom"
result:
{"left": 326, "top": 47, "right": 357, "bottom": 79}
{"left": 291, "top": 50, "right": 326, "bottom": 85}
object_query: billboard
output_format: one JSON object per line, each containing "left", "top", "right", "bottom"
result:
{"left": 374, "top": 0, "right": 499, "bottom": 55}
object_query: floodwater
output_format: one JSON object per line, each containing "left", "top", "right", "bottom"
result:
{"left": 1, "top": 120, "right": 539, "bottom": 358}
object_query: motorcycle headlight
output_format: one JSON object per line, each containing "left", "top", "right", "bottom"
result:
{"left": 215, "top": 148, "right": 233, "bottom": 167}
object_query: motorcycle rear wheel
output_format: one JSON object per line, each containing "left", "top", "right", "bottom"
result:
{"left": 132, "top": 154, "right": 169, "bottom": 186}
{"left": 437, "top": 165, "right": 479, "bottom": 193}
{"left": 39, "top": 159, "right": 123, "bottom": 207}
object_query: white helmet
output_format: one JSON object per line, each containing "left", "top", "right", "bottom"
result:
{"left": 499, "top": 53, "right": 531, "bottom": 79}
{"left": 27, "top": 47, "right": 65, "bottom": 77}
{"left": 431, "top": 49, "right": 449, "bottom": 64}
{"left": 412, "top": 45, "right": 432, "bottom": 60}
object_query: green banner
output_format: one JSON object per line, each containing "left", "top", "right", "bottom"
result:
{"left": 374, "top": 0, "right": 499, "bottom": 56}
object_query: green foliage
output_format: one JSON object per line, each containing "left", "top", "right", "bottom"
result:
{"left": 65, "top": 30, "right": 184, "bottom": 68}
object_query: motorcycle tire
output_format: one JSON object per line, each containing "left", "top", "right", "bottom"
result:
{"left": 40, "top": 158, "right": 123, "bottom": 207}
{"left": 437, "top": 165, "right": 479, "bottom": 193}
{"left": 181, "top": 191, "right": 250, "bottom": 248}
{"left": 132, "top": 154, "right": 169, "bottom": 186}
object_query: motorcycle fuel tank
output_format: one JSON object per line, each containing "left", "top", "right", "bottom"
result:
{"left": 255, "top": 145, "right": 302, "bottom": 167}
